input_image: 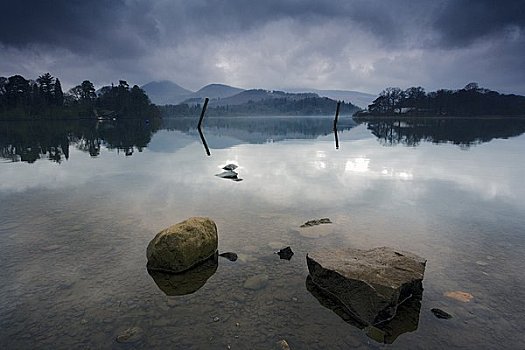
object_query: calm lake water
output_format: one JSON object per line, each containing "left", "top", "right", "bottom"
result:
{"left": 1, "top": 116, "right": 524, "bottom": 349}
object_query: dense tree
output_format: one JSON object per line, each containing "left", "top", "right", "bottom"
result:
{"left": 361, "top": 83, "right": 525, "bottom": 117}
{"left": 5, "top": 75, "right": 30, "bottom": 108}
{"left": 54, "top": 78, "right": 64, "bottom": 106}
{"left": 37, "top": 73, "right": 54, "bottom": 105}
{"left": 1, "top": 74, "right": 159, "bottom": 119}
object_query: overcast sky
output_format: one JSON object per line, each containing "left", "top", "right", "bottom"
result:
{"left": 1, "top": 0, "right": 524, "bottom": 95}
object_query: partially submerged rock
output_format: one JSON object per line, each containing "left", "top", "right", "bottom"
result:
{"left": 276, "top": 246, "right": 294, "bottom": 260}
{"left": 146, "top": 217, "right": 218, "bottom": 273}
{"left": 219, "top": 252, "right": 238, "bottom": 262}
{"left": 307, "top": 247, "right": 426, "bottom": 326}
{"left": 300, "top": 218, "right": 332, "bottom": 227}
{"left": 431, "top": 308, "right": 452, "bottom": 319}
{"left": 222, "top": 163, "right": 238, "bottom": 171}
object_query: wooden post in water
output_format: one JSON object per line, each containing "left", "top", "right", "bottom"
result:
{"left": 333, "top": 101, "right": 341, "bottom": 149}
{"left": 333, "top": 101, "right": 341, "bottom": 131}
{"left": 197, "top": 97, "right": 209, "bottom": 130}
{"left": 197, "top": 97, "right": 211, "bottom": 156}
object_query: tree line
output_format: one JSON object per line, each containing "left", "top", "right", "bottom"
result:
{"left": 360, "top": 83, "right": 525, "bottom": 117}
{"left": 160, "top": 96, "right": 359, "bottom": 117}
{"left": 0, "top": 73, "right": 159, "bottom": 119}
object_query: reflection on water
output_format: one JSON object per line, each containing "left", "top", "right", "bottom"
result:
{"left": 306, "top": 276, "right": 422, "bottom": 344}
{"left": 0, "top": 118, "right": 161, "bottom": 163}
{"left": 354, "top": 116, "right": 525, "bottom": 147}
{"left": 1, "top": 116, "right": 525, "bottom": 348}
{"left": 148, "top": 253, "right": 218, "bottom": 296}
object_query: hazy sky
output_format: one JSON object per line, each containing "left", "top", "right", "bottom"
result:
{"left": 1, "top": 0, "right": 524, "bottom": 94}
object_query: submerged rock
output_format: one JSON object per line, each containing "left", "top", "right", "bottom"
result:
{"left": 146, "top": 217, "right": 218, "bottom": 273}
{"left": 243, "top": 274, "right": 269, "bottom": 290}
{"left": 444, "top": 291, "right": 474, "bottom": 302}
{"left": 431, "top": 308, "right": 452, "bottom": 319}
{"left": 148, "top": 253, "right": 218, "bottom": 296}
{"left": 276, "top": 246, "right": 294, "bottom": 260}
{"left": 300, "top": 218, "right": 332, "bottom": 227}
{"left": 115, "top": 326, "right": 144, "bottom": 343}
{"left": 307, "top": 247, "right": 426, "bottom": 326}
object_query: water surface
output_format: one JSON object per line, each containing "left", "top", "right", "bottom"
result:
{"left": 1, "top": 116, "right": 524, "bottom": 349}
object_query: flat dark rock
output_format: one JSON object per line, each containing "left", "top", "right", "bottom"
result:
{"left": 431, "top": 308, "right": 452, "bottom": 319}
{"left": 300, "top": 218, "right": 332, "bottom": 227}
{"left": 307, "top": 247, "right": 426, "bottom": 326}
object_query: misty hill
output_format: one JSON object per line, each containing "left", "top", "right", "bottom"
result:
{"left": 285, "top": 88, "right": 376, "bottom": 109}
{"left": 142, "top": 81, "right": 245, "bottom": 105}
{"left": 161, "top": 93, "right": 360, "bottom": 117}
{"left": 141, "top": 81, "right": 193, "bottom": 105}
{"left": 193, "top": 84, "right": 244, "bottom": 99}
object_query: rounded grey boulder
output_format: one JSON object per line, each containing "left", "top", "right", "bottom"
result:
{"left": 146, "top": 217, "right": 218, "bottom": 273}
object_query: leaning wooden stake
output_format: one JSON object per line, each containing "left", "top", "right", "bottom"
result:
{"left": 197, "top": 97, "right": 211, "bottom": 156}
{"left": 198, "top": 97, "right": 210, "bottom": 130}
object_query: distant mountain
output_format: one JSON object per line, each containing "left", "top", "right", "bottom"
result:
{"left": 193, "top": 84, "right": 244, "bottom": 99}
{"left": 285, "top": 88, "right": 376, "bottom": 109}
{"left": 141, "top": 81, "right": 193, "bottom": 105}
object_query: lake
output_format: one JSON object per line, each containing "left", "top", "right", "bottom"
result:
{"left": 1, "top": 116, "right": 524, "bottom": 349}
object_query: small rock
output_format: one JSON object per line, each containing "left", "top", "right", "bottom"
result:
{"left": 431, "top": 308, "right": 452, "bottom": 319}
{"left": 219, "top": 252, "right": 238, "bottom": 261}
{"left": 223, "top": 164, "right": 238, "bottom": 171}
{"left": 213, "top": 316, "right": 220, "bottom": 322}
{"left": 300, "top": 218, "right": 332, "bottom": 228}
{"left": 235, "top": 322, "right": 240, "bottom": 327}
{"left": 243, "top": 274, "right": 269, "bottom": 290}
{"left": 276, "top": 339, "right": 291, "bottom": 350}
{"left": 276, "top": 246, "right": 294, "bottom": 260}
{"left": 115, "top": 326, "right": 143, "bottom": 343}
{"left": 444, "top": 291, "right": 474, "bottom": 302}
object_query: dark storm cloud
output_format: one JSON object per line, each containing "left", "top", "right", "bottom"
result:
{"left": 433, "top": 0, "right": 525, "bottom": 47}
{"left": 0, "top": 0, "right": 524, "bottom": 94}
{"left": 0, "top": 0, "right": 159, "bottom": 57}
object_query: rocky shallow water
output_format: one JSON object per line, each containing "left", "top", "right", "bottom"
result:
{"left": 1, "top": 118, "right": 524, "bottom": 349}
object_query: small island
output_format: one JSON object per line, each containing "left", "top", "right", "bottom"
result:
{"left": 355, "top": 83, "right": 525, "bottom": 117}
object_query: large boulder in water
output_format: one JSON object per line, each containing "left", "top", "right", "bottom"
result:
{"left": 307, "top": 247, "right": 426, "bottom": 326}
{"left": 147, "top": 217, "right": 218, "bottom": 273}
